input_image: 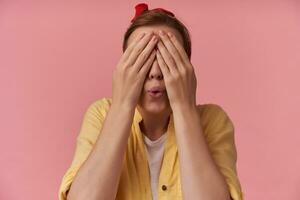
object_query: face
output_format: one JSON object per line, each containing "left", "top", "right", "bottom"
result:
{"left": 127, "top": 25, "right": 184, "bottom": 116}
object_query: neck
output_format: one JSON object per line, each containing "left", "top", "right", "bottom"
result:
{"left": 137, "top": 107, "right": 171, "bottom": 141}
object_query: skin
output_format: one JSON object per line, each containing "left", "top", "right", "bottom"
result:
{"left": 126, "top": 25, "right": 184, "bottom": 141}
{"left": 128, "top": 25, "right": 232, "bottom": 200}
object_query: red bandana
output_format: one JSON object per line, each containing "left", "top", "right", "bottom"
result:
{"left": 131, "top": 3, "right": 175, "bottom": 23}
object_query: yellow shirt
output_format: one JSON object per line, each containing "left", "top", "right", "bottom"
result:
{"left": 58, "top": 97, "right": 244, "bottom": 200}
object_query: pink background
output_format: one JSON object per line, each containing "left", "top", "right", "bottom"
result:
{"left": 1, "top": 1, "right": 299, "bottom": 199}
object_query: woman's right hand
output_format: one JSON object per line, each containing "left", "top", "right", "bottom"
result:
{"left": 112, "top": 31, "right": 158, "bottom": 109}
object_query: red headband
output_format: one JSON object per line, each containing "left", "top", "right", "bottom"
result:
{"left": 131, "top": 3, "right": 175, "bottom": 23}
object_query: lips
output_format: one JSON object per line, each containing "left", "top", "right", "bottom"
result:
{"left": 147, "top": 86, "right": 165, "bottom": 93}
{"left": 147, "top": 86, "right": 165, "bottom": 98}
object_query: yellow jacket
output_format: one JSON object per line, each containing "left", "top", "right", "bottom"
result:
{"left": 58, "top": 97, "right": 244, "bottom": 200}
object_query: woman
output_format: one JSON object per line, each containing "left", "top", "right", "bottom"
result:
{"left": 58, "top": 3, "right": 244, "bottom": 200}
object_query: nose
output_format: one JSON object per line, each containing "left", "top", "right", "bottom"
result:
{"left": 147, "top": 59, "right": 164, "bottom": 80}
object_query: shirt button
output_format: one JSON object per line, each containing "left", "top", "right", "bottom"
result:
{"left": 162, "top": 185, "right": 167, "bottom": 191}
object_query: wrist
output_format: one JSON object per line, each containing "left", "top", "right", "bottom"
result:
{"left": 111, "top": 102, "right": 136, "bottom": 114}
{"left": 171, "top": 102, "right": 197, "bottom": 114}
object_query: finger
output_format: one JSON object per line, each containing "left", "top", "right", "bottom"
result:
{"left": 156, "top": 49, "right": 170, "bottom": 78}
{"left": 132, "top": 34, "right": 159, "bottom": 73}
{"left": 138, "top": 49, "right": 156, "bottom": 78}
{"left": 166, "top": 32, "right": 191, "bottom": 67}
{"left": 158, "top": 30, "right": 185, "bottom": 71}
{"left": 121, "top": 32, "right": 146, "bottom": 64}
{"left": 126, "top": 31, "right": 155, "bottom": 67}
{"left": 157, "top": 40, "right": 178, "bottom": 74}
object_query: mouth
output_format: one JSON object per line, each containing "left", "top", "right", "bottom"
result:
{"left": 147, "top": 90, "right": 165, "bottom": 98}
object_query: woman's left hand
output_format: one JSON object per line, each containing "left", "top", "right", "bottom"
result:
{"left": 156, "top": 30, "right": 197, "bottom": 111}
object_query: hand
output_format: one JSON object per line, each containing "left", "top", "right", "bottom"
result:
{"left": 112, "top": 31, "right": 158, "bottom": 109}
{"left": 156, "top": 30, "right": 197, "bottom": 110}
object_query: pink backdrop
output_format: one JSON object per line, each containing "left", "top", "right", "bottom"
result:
{"left": 1, "top": 1, "right": 299, "bottom": 199}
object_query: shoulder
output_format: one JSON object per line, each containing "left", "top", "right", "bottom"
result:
{"left": 82, "top": 97, "right": 113, "bottom": 122}
{"left": 196, "top": 103, "right": 229, "bottom": 119}
{"left": 195, "top": 103, "right": 234, "bottom": 137}
{"left": 86, "top": 97, "right": 112, "bottom": 113}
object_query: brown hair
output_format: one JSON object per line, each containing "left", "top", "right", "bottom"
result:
{"left": 122, "top": 10, "right": 192, "bottom": 60}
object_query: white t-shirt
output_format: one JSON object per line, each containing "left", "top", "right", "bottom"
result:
{"left": 142, "top": 132, "right": 168, "bottom": 200}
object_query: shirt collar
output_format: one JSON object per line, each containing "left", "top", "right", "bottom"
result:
{"left": 133, "top": 106, "right": 178, "bottom": 172}
{"left": 133, "top": 106, "right": 175, "bottom": 137}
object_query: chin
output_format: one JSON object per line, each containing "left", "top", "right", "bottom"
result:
{"left": 138, "top": 93, "right": 171, "bottom": 115}
{"left": 144, "top": 102, "right": 168, "bottom": 114}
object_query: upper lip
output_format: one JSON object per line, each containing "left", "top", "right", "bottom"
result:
{"left": 148, "top": 86, "right": 165, "bottom": 92}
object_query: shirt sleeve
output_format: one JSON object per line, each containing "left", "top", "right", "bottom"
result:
{"left": 201, "top": 104, "right": 244, "bottom": 200}
{"left": 58, "top": 97, "right": 111, "bottom": 200}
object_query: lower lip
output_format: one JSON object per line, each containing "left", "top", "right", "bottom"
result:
{"left": 148, "top": 91, "right": 165, "bottom": 98}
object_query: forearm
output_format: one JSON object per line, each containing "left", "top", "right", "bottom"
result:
{"left": 172, "top": 105, "right": 231, "bottom": 200}
{"left": 67, "top": 104, "right": 135, "bottom": 200}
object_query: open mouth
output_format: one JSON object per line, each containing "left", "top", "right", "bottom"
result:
{"left": 148, "top": 90, "right": 165, "bottom": 98}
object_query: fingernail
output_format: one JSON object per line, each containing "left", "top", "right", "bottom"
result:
{"left": 145, "top": 32, "right": 151, "bottom": 36}
{"left": 159, "top": 30, "right": 165, "bottom": 35}
{"left": 152, "top": 35, "right": 157, "bottom": 42}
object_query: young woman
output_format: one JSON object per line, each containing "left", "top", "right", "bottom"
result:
{"left": 58, "top": 3, "right": 244, "bottom": 200}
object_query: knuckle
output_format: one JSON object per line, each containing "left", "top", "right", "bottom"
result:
{"left": 135, "top": 47, "right": 143, "bottom": 55}
{"left": 181, "top": 68, "right": 187, "bottom": 76}
{"left": 123, "top": 61, "right": 130, "bottom": 68}
{"left": 169, "top": 60, "right": 176, "bottom": 68}
{"left": 139, "top": 52, "right": 148, "bottom": 61}
{"left": 171, "top": 49, "right": 177, "bottom": 56}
